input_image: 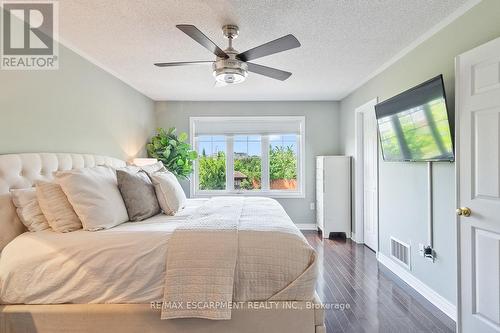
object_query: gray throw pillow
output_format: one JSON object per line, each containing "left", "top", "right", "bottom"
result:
{"left": 116, "top": 168, "right": 160, "bottom": 221}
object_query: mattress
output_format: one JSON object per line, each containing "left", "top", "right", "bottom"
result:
{"left": 0, "top": 199, "right": 208, "bottom": 304}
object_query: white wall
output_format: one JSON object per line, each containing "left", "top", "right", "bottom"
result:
{"left": 339, "top": 0, "right": 500, "bottom": 305}
{"left": 0, "top": 42, "right": 155, "bottom": 161}
{"left": 155, "top": 101, "right": 341, "bottom": 225}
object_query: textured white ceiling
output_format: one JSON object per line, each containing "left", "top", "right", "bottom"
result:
{"left": 58, "top": 0, "right": 470, "bottom": 101}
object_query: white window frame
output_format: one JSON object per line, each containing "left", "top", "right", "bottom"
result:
{"left": 190, "top": 116, "right": 305, "bottom": 199}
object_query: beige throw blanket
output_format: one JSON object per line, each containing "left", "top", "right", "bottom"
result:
{"left": 161, "top": 197, "right": 243, "bottom": 320}
{"left": 161, "top": 197, "right": 317, "bottom": 320}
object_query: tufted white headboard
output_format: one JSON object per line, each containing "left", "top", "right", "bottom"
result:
{"left": 0, "top": 153, "right": 126, "bottom": 251}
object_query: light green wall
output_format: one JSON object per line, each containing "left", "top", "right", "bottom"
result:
{"left": 0, "top": 43, "right": 155, "bottom": 161}
{"left": 339, "top": 0, "right": 500, "bottom": 305}
{"left": 155, "top": 101, "right": 340, "bottom": 225}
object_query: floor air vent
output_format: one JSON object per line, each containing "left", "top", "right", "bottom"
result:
{"left": 390, "top": 237, "right": 411, "bottom": 269}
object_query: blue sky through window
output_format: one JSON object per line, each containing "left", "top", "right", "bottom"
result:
{"left": 234, "top": 135, "right": 261, "bottom": 157}
{"left": 198, "top": 134, "right": 297, "bottom": 156}
{"left": 270, "top": 134, "right": 297, "bottom": 154}
{"left": 198, "top": 135, "right": 226, "bottom": 156}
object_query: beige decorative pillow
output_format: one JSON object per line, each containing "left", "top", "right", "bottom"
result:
{"left": 10, "top": 188, "right": 50, "bottom": 232}
{"left": 55, "top": 166, "right": 129, "bottom": 231}
{"left": 149, "top": 171, "right": 187, "bottom": 215}
{"left": 36, "top": 181, "right": 82, "bottom": 233}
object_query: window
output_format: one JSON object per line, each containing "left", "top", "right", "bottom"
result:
{"left": 198, "top": 135, "right": 226, "bottom": 190}
{"left": 269, "top": 134, "right": 298, "bottom": 191}
{"left": 191, "top": 116, "right": 305, "bottom": 198}
{"left": 234, "top": 135, "right": 261, "bottom": 190}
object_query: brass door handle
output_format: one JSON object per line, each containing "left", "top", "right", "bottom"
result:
{"left": 456, "top": 207, "right": 471, "bottom": 217}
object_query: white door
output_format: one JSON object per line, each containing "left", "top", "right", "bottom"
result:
{"left": 457, "top": 36, "right": 500, "bottom": 333}
{"left": 355, "top": 99, "right": 379, "bottom": 251}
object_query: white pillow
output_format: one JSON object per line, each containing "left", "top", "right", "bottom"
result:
{"left": 141, "top": 161, "right": 167, "bottom": 175}
{"left": 36, "top": 181, "right": 82, "bottom": 233}
{"left": 10, "top": 188, "right": 50, "bottom": 232}
{"left": 149, "top": 171, "right": 187, "bottom": 215}
{"left": 55, "top": 166, "right": 129, "bottom": 231}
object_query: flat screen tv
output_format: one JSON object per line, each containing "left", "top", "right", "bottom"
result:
{"left": 375, "top": 75, "right": 454, "bottom": 162}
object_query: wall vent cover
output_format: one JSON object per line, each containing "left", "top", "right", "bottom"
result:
{"left": 390, "top": 237, "right": 411, "bottom": 269}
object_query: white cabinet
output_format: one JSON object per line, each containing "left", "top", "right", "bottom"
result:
{"left": 316, "top": 156, "right": 351, "bottom": 238}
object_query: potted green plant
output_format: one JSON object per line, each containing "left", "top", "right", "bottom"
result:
{"left": 146, "top": 127, "right": 198, "bottom": 179}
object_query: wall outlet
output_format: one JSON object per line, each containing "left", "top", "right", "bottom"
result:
{"left": 418, "top": 243, "right": 436, "bottom": 262}
{"left": 309, "top": 202, "right": 315, "bottom": 210}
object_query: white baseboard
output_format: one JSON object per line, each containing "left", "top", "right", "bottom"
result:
{"left": 296, "top": 224, "right": 317, "bottom": 231}
{"left": 350, "top": 232, "right": 364, "bottom": 244}
{"left": 377, "top": 252, "right": 457, "bottom": 321}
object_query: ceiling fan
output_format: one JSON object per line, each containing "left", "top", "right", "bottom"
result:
{"left": 154, "top": 24, "right": 301, "bottom": 86}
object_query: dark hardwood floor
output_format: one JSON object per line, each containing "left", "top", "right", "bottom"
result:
{"left": 303, "top": 231, "right": 455, "bottom": 333}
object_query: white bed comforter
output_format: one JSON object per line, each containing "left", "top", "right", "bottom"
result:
{"left": 0, "top": 198, "right": 317, "bottom": 307}
{"left": 0, "top": 199, "right": 207, "bottom": 304}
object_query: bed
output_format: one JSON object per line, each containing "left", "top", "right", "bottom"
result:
{"left": 0, "top": 153, "right": 325, "bottom": 333}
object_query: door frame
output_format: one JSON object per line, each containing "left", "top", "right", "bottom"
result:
{"left": 455, "top": 54, "right": 463, "bottom": 333}
{"left": 354, "top": 98, "right": 379, "bottom": 251}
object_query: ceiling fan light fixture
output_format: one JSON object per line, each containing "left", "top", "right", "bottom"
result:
{"left": 213, "top": 58, "right": 248, "bottom": 84}
{"left": 214, "top": 71, "right": 247, "bottom": 84}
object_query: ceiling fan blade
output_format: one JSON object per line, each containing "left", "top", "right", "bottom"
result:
{"left": 246, "top": 62, "right": 292, "bottom": 81}
{"left": 154, "top": 61, "right": 213, "bottom": 67}
{"left": 237, "top": 34, "right": 300, "bottom": 62}
{"left": 176, "top": 25, "right": 228, "bottom": 59}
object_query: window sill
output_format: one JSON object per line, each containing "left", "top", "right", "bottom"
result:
{"left": 191, "top": 190, "right": 305, "bottom": 199}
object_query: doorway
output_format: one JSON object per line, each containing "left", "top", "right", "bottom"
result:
{"left": 354, "top": 98, "right": 379, "bottom": 252}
